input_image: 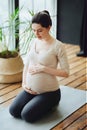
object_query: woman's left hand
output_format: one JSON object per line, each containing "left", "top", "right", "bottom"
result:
{"left": 24, "top": 87, "right": 38, "bottom": 95}
{"left": 29, "top": 64, "right": 45, "bottom": 75}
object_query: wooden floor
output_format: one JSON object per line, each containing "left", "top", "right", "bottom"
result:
{"left": 0, "top": 44, "right": 86, "bottom": 130}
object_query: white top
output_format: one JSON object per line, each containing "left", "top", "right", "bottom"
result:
{"left": 23, "top": 38, "right": 69, "bottom": 94}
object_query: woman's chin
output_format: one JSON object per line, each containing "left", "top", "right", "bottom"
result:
{"left": 37, "top": 36, "right": 42, "bottom": 39}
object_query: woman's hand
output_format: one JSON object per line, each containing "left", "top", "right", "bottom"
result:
{"left": 28, "top": 63, "right": 69, "bottom": 77}
{"left": 22, "top": 82, "right": 37, "bottom": 95}
{"left": 24, "top": 87, "right": 37, "bottom": 95}
{"left": 28, "top": 64, "right": 45, "bottom": 75}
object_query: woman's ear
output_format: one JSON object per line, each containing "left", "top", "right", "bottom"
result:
{"left": 47, "top": 25, "right": 51, "bottom": 31}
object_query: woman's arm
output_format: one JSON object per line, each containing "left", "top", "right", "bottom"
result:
{"left": 43, "top": 66, "right": 69, "bottom": 77}
{"left": 28, "top": 64, "right": 69, "bottom": 77}
{"left": 22, "top": 55, "right": 30, "bottom": 87}
{"left": 22, "top": 65, "right": 28, "bottom": 88}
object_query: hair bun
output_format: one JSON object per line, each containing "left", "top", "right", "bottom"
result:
{"left": 42, "top": 10, "right": 50, "bottom": 16}
{"left": 32, "top": 10, "right": 52, "bottom": 27}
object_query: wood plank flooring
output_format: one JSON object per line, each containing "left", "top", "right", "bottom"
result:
{"left": 0, "top": 44, "right": 86, "bottom": 130}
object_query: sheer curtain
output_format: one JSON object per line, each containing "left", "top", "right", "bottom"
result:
{"left": 0, "top": 0, "right": 9, "bottom": 48}
{"left": 0, "top": 1, "right": 8, "bottom": 26}
{"left": 8, "top": 0, "right": 15, "bottom": 50}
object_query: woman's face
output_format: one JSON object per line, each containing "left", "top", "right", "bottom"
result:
{"left": 32, "top": 23, "right": 51, "bottom": 39}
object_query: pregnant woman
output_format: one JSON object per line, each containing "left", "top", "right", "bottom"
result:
{"left": 9, "top": 10, "right": 69, "bottom": 123}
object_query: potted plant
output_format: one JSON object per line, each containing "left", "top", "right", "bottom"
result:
{"left": 0, "top": 24, "right": 24, "bottom": 83}
{"left": 0, "top": 8, "right": 34, "bottom": 83}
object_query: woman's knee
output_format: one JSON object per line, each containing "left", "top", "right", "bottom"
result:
{"left": 9, "top": 105, "right": 16, "bottom": 117}
{"left": 9, "top": 104, "right": 21, "bottom": 118}
{"left": 21, "top": 109, "right": 36, "bottom": 123}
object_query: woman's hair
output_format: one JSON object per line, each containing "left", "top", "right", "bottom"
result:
{"left": 31, "top": 10, "right": 52, "bottom": 27}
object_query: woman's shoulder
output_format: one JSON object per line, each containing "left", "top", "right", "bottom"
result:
{"left": 54, "top": 39, "right": 64, "bottom": 49}
{"left": 53, "top": 39, "right": 66, "bottom": 56}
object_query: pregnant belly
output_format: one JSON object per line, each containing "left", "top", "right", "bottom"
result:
{"left": 26, "top": 73, "right": 58, "bottom": 93}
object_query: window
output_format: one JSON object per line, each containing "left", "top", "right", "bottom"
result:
{"left": 0, "top": 0, "right": 9, "bottom": 46}
{"left": 0, "top": 1, "right": 8, "bottom": 26}
{"left": 0, "top": 0, "right": 16, "bottom": 50}
{"left": 0, "top": 0, "right": 57, "bottom": 54}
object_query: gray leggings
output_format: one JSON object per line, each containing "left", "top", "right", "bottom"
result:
{"left": 9, "top": 89, "right": 61, "bottom": 123}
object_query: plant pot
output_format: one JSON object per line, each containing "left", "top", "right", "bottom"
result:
{"left": 0, "top": 55, "right": 24, "bottom": 83}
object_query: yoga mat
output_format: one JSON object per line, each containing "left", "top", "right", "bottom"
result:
{"left": 0, "top": 86, "right": 86, "bottom": 130}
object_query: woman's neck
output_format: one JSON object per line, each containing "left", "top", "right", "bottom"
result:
{"left": 41, "top": 35, "right": 55, "bottom": 45}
